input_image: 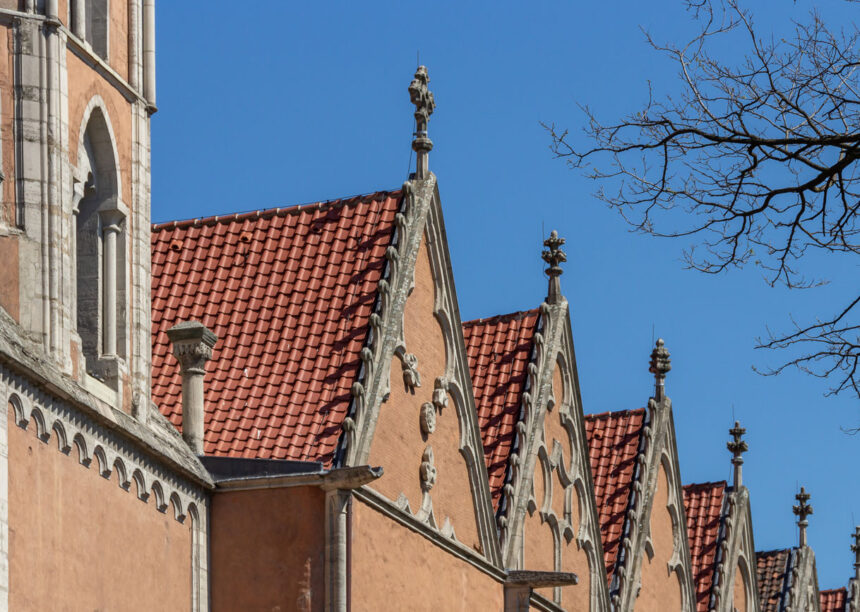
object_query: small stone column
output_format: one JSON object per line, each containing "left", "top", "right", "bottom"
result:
{"left": 143, "top": 0, "right": 156, "bottom": 105}
{"left": 167, "top": 321, "right": 217, "bottom": 455}
{"left": 101, "top": 211, "right": 123, "bottom": 356}
{"left": 72, "top": 0, "right": 86, "bottom": 40}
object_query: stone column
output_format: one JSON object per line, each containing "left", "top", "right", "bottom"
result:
{"left": 72, "top": 0, "right": 86, "bottom": 40}
{"left": 166, "top": 321, "right": 217, "bottom": 455}
{"left": 45, "top": 0, "right": 58, "bottom": 20}
{"left": 324, "top": 489, "right": 350, "bottom": 612}
{"left": 70, "top": 180, "right": 84, "bottom": 324}
{"left": 142, "top": 0, "right": 156, "bottom": 105}
{"left": 128, "top": 0, "right": 141, "bottom": 90}
{"left": 101, "top": 211, "right": 123, "bottom": 356}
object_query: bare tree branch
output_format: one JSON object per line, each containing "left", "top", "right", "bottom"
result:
{"left": 546, "top": 0, "right": 860, "bottom": 399}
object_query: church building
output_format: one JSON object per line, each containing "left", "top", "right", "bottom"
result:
{"left": 0, "top": 1, "right": 856, "bottom": 610}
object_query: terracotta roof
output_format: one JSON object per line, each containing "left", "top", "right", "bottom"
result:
{"left": 756, "top": 548, "right": 793, "bottom": 612}
{"left": 464, "top": 309, "right": 540, "bottom": 514}
{"left": 820, "top": 588, "right": 847, "bottom": 612}
{"left": 683, "top": 481, "right": 727, "bottom": 611}
{"left": 151, "top": 191, "right": 402, "bottom": 466}
{"left": 585, "top": 408, "right": 647, "bottom": 582}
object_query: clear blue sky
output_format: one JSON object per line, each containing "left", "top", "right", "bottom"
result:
{"left": 153, "top": 1, "right": 859, "bottom": 588}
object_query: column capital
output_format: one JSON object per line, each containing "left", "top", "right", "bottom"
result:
{"left": 167, "top": 321, "right": 217, "bottom": 374}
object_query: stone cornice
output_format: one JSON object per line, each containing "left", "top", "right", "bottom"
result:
{"left": 0, "top": 308, "right": 213, "bottom": 488}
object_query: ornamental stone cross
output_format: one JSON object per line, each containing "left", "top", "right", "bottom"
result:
{"left": 726, "top": 421, "right": 748, "bottom": 488}
{"left": 409, "top": 65, "right": 435, "bottom": 178}
{"left": 793, "top": 487, "right": 813, "bottom": 547}
{"left": 541, "top": 230, "right": 566, "bottom": 303}
{"left": 649, "top": 339, "right": 671, "bottom": 401}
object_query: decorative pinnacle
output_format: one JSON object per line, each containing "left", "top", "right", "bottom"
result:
{"left": 408, "top": 66, "right": 435, "bottom": 178}
{"left": 649, "top": 339, "right": 671, "bottom": 401}
{"left": 542, "top": 230, "right": 566, "bottom": 303}
{"left": 726, "top": 421, "right": 748, "bottom": 488}
{"left": 793, "top": 487, "right": 813, "bottom": 547}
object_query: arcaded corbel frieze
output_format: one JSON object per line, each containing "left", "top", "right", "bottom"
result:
{"left": 1, "top": 364, "right": 211, "bottom": 611}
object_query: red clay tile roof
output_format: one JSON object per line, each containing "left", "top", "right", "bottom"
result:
{"left": 585, "top": 408, "right": 647, "bottom": 582}
{"left": 464, "top": 309, "right": 540, "bottom": 514}
{"left": 151, "top": 191, "right": 402, "bottom": 466}
{"left": 820, "top": 588, "right": 847, "bottom": 612}
{"left": 756, "top": 549, "right": 793, "bottom": 612}
{"left": 683, "top": 481, "right": 727, "bottom": 612}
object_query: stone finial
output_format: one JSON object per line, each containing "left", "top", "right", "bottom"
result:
{"left": 726, "top": 421, "right": 748, "bottom": 489}
{"left": 649, "top": 338, "right": 671, "bottom": 402}
{"left": 793, "top": 487, "right": 813, "bottom": 548}
{"left": 167, "top": 321, "right": 217, "bottom": 455}
{"left": 409, "top": 65, "right": 435, "bottom": 179}
{"left": 851, "top": 526, "right": 860, "bottom": 579}
{"left": 541, "top": 230, "right": 566, "bottom": 304}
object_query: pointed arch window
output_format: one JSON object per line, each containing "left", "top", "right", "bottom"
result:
{"left": 72, "top": 0, "right": 109, "bottom": 59}
{"left": 73, "top": 106, "right": 127, "bottom": 387}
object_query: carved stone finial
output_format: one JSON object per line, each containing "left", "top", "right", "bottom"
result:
{"left": 726, "top": 421, "right": 748, "bottom": 488}
{"left": 793, "top": 487, "right": 813, "bottom": 548}
{"left": 851, "top": 526, "right": 860, "bottom": 578}
{"left": 409, "top": 65, "right": 435, "bottom": 179}
{"left": 648, "top": 338, "right": 671, "bottom": 402}
{"left": 542, "top": 230, "right": 566, "bottom": 304}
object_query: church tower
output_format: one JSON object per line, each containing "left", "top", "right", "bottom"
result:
{"left": 0, "top": 0, "right": 156, "bottom": 417}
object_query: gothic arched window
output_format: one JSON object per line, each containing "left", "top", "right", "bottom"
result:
{"left": 84, "top": 0, "right": 109, "bottom": 59}
{"left": 74, "top": 105, "right": 127, "bottom": 387}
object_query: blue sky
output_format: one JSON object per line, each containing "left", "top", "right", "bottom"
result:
{"left": 153, "top": 1, "right": 859, "bottom": 588}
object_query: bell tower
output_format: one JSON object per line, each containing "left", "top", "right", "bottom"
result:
{"left": 0, "top": 0, "right": 157, "bottom": 418}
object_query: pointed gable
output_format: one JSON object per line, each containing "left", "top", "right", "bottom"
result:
{"left": 151, "top": 191, "right": 402, "bottom": 466}
{"left": 585, "top": 408, "right": 646, "bottom": 582}
{"left": 683, "top": 481, "right": 727, "bottom": 611}
{"left": 821, "top": 587, "right": 847, "bottom": 612}
{"left": 757, "top": 549, "right": 793, "bottom": 612}
{"left": 463, "top": 309, "right": 540, "bottom": 514}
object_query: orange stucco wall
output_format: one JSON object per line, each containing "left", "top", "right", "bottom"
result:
{"left": 108, "top": 0, "right": 129, "bottom": 82}
{"left": 637, "top": 462, "right": 683, "bottom": 610}
{"left": 351, "top": 498, "right": 504, "bottom": 610}
{"left": 8, "top": 405, "right": 194, "bottom": 611}
{"left": 733, "top": 563, "right": 748, "bottom": 612}
{"left": 211, "top": 486, "right": 326, "bottom": 612}
{"left": 368, "top": 235, "right": 481, "bottom": 551}
{"left": 67, "top": 48, "right": 133, "bottom": 207}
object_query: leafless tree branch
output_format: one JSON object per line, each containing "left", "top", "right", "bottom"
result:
{"left": 546, "top": 0, "right": 860, "bottom": 399}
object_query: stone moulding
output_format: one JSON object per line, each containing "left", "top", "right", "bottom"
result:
{"left": 3, "top": 370, "right": 204, "bottom": 524}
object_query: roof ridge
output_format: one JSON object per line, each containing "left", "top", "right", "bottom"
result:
{"left": 462, "top": 308, "right": 541, "bottom": 328}
{"left": 756, "top": 547, "right": 795, "bottom": 555}
{"left": 584, "top": 407, "right": 647, "bottom": 420}
{"left": 683, "top": 480, "right": 728, "bottom": 491}
{"left": 152, "top": 188, "right": 402, "bottom": 232}
{"left": 820, "top": 588, "right": 848, "bottom": 593}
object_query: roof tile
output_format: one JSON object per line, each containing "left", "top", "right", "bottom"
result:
{"left": 585, "top": 408, "right": 647, "bottom": 583}
{"left": 756, "top": 549, "right": 793, "bottom": 612}
{"left": 820, "top": 587, "right": 847, "bottom": 612}
{"left": 463, "top": 309, "right": 540, "bottom": 514}
{"left": 683, "top": 481, "right": 727, "bottom": 611}
{"left": 151, "top": 191, "right": 402, "bottom": 466}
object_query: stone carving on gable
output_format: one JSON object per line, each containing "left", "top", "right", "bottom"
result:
{"left": 420, "top": 445, "right": 437, "bottom": 492}
{"left": 432, "top": 376, "right": 448, "bottom": 411}
{"left": 394, "top": 344, "right": 421, "bottom": 393}
{"left": 420, "top": 402, "right": 436, "bottom": 435}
